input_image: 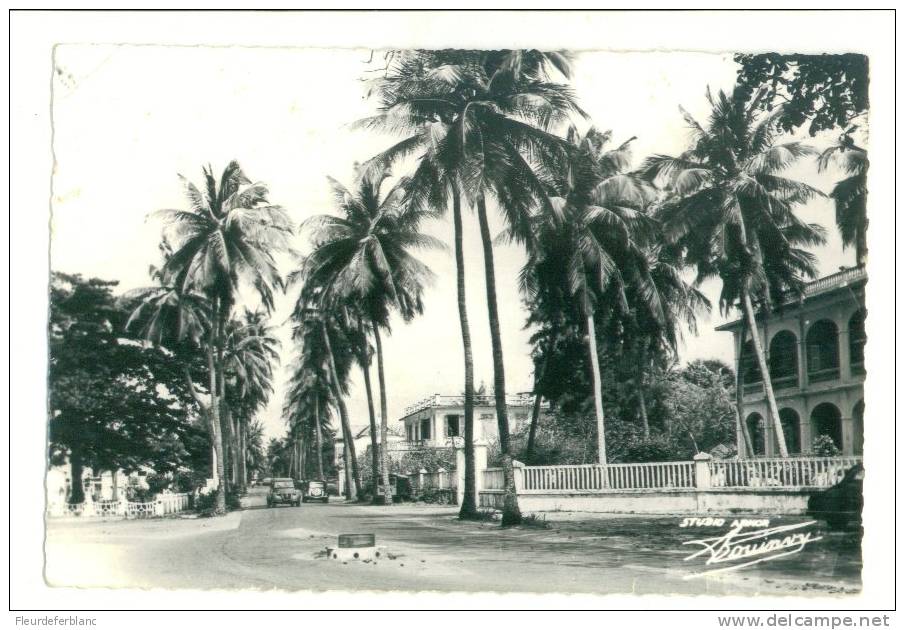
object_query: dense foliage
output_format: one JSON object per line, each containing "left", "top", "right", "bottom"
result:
{"left": 48, "top": 273, "right": 209, "bottom": 502}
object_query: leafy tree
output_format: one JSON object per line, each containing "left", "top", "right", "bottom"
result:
{"left": 48, "top": 273, "right": 205, "bottom": 503}
{"left": 735, "top": 53, "right": 870, "bottom": 267}
{"left": 734, "top": 53, "right": 869, "bottom": 137}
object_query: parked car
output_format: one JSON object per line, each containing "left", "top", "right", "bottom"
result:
{"left": 267, "top": 478, "right": 301, "bottom": 507}
{"left": 301, "top": 479, "right": 329, "bottom": 503}
{"left": 807, "top": 464, "right": 864, "bottom": 530}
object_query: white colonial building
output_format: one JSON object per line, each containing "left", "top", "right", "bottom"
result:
{"left": 717, "top": 265, "right": 867, "bottom": 457}
{"left": 393, "top": 392, "right": 542, "bottom": 454}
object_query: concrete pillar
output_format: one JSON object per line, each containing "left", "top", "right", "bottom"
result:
{"left": 839, "top": 317, "right": 852, "bottom": 382}
{"left": 512, "top": 460, "right": 525, "bottom": 492}
{"left": 437, "top": 468, "right": 447, "bottom": 489}
{"left": 337, "top": 465, "right": 345, "bottom": 497}
{"left": 418, "top": 468, "right": 427, "bottom": 490}
{"left": 764, "top": 417, "right": 776, "bottom": 457}
{"left": 694, "top": 452, "right": 713, "bottom": 489}
{"left": 798, "top": 314, "right": 809, "bottom": 389}
{"left": 455, "top": 447, "right": 466, "bottom": 506}
{"left": 841, "top": 415, "right": 854, "bottom": 456}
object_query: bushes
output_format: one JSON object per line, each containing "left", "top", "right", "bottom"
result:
{"left": 193, "top": 486, "right": 243, "bottom": 515}
{"left": 623, "top": 435, "right": 678, "bottom": 463}
{"left": 811, "top": 435, "right": 842, "bottom": 456}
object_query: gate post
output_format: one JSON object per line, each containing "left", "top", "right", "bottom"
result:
{"left": 694, "top": 452, "right": 713, "bottom": 489}
{"left": 455, "top": 446, "right": 466, "bottom": 506}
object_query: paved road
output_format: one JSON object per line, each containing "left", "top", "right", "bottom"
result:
{"left": 45, "top": 489, "right": 861, "bottom": 595}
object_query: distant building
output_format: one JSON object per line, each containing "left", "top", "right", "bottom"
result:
{"left": 333, "top": 424, "right": 405, "bottom": 466}
{"left": 393, "top": 392, "right": 543, "bottom": 455}
{"left": 717, "top": 266, "right": 867, "bottom": 457}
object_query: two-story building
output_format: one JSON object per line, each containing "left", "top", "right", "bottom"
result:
{"left": 393, "top": 392, "right": 542, "bottom": 456}
{"left": 717, "top": 266, "right": 867, "bottom": 457}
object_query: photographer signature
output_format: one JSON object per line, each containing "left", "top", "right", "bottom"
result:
{"left": 682, "top": 520, "right": 822, "bottom": 579}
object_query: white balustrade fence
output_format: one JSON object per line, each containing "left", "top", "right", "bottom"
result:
{"left": 708, "top": 456, "right": 862, "bottom": 489}
{"left": 521, "top": 462, "right": 696, "bottom": 492}
{"left": 50, "top": 492, "right": 192, "bottom": 519}
{"left": 480, "top": 456, "right": 861, "bottom": 496}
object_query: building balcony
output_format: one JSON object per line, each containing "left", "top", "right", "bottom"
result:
{"left": 808, "top": 367, "right": 840, "bottom": 384}
{"left": 402, "top": 393, "right": 539, "bottom": 417}
{"left": 387, "top": 438, "right": 463, "bottom": 452}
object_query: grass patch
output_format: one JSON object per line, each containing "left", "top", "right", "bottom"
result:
{"left": 518, "top": 513, "right": 551, "bottom": 529}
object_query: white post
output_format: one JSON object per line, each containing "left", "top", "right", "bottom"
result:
{"left": 474, "top": 443, "right": 488, "bottom": 493}
{"left": 437, "top": 468, "right": 447, "bottom": 489}
{"left": 455, "top": 446, "right": 466, "bottom": 506}
{"left": 512, "top": 460, "right": 525, "bottom": 493}
{"left": 418, "top": 468, "right": 427, "bottom": 490}
{"left": 337, "top": 465, "right": 345, "bottom": 498}
{"left": 694, "top": 452, "right": 713, "bottom": 489}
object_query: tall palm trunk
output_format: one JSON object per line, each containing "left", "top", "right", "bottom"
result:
{"left": 314, "top": 396, "right": 325, "bottom": 480}
{"left": 321, "top": 319, "right": 361, "bottom": 499}
{"left": 637, "top": 345, "right": 650, "bottom": 439}
{"left": 206, "top": 316, "right": 227, "bottom": 514}
{"left": 453, "top": 187, "right": 478, "bottom": 519}
{"left": 476, "top": 193, "right": 520, "bottom": 526}
{"left": 372, "top": 323, "right": 392, "bottom": 505}
{"left": 735, "top": 317, "right": 754, "bottom": 458}
{"left": 584, "top": 302, "right": 607, "bottom": 466}
{"left": 358, "top": 321, "right": 380, "bottom": 500}
{"left": 735, "top": 215, "right": 788, "bottom": 457}
{"left": 525, "top": 353, "right": 549, "bottom": 463}
{"left": 741, "top": 290, "right": 788, "bottom": 457}
{"left": 237, "top": 416, "right": 247, "bottom": 491}
{"left": 215, "top": 313, "right": 233, "bottom": 493}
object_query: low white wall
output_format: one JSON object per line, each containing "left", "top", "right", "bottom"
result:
{"left": 479, "top": 488, "right": 812, "bottom": 515}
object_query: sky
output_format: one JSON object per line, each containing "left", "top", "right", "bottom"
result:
{"left": 49, "top": 45, "right": 856, "bottom": 441}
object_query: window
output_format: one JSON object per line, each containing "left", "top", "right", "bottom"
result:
{"left": 769, "top": 331, "right": 799, "bottom": 389}
{"left": 849, "top": 310, "right": 866, "bottom": 372}
{"left": 806, "top": 320, "right": 839, "bottom": 381}
{"left": 420, "top": 418, "right": 431, "bottom": 441}
{"left": 445, "top": 415, "right": 461, "bottom": 437}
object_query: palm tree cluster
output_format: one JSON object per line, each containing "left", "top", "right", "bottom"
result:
{"left": 130, "top": 52, "right": 860, "bottom": 525}
{"left": 130, "top": 161, "right": 291, "bottom": 513}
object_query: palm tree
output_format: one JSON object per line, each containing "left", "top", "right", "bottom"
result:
{"left": 642, "top": 90, "right": 825, "bottom": 457}
{"left": 288, "top": 294, "right": 362, "bottom": 499}
{"left": 359, "top": 49, "right": 581, "bottom": 525}
{"left": 520, "top": 126, "right": 658, "bottom": 464}
{"left": 619, "top": 244, "right": 710, "bottom": 438}
{"left": 284, "top": 358, "right": 333, "bottom": 481}
{"left": 817, "top": 128, "right": 868, "bottom": 265}
{"left": 245, "top": 418, "right": 267, "bottom": 481}
{"left": 296, "top": 169, "right": 437, "bottom": 502}
{"left": 222, "top": 310, "right": 280, "bottom": 491}
{"left": 140, "top": 161, "right": 291, "bottom": 511}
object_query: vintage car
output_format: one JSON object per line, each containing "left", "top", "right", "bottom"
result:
{"left": 267, "top": 478, "right": 301, "bottom": 507}
{"left": 301, "top": 479, "right": 329, "bottom": 503}
{"left": 807, "top": 463, "right": 864, "bottom": 530}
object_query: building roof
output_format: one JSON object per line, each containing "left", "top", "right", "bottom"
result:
{"left": 715, "top": 266, "right": 867, "bottom": 332}
{"left": 400, "top": 392, "right": 537, "bottom": 419}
